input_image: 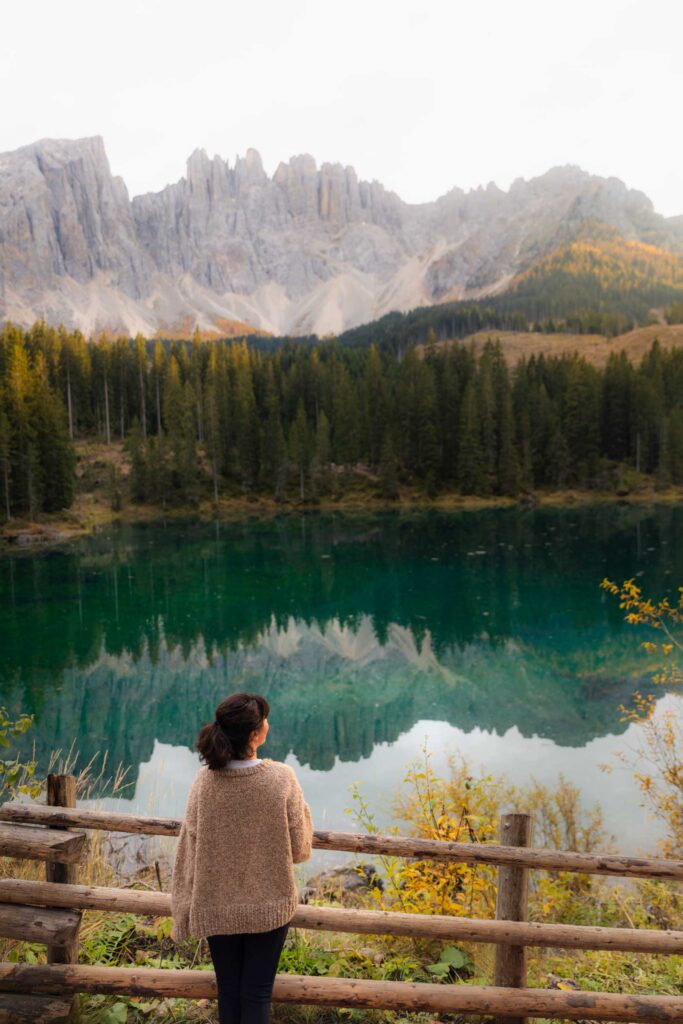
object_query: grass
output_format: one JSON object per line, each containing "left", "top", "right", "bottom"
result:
{"left": 427, "top": 322, "right": 683, "bottom": 368}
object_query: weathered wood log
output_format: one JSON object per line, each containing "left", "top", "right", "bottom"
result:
{"left": 0, "top": 903, "right": 81, "bottom": 945}
{"left": 0, "top": 804, "right": 182, "bottom": 837}
{"left": 0, "top": 993, "right": 75, "bottom": 1023}
{"left": 46, "top": 777, "right": 81, "bottom": 886}
{"left": 494, "top": 813, "right": 532, "bottom": 1024}
{"left": 0, "top": 823, "right": 85, "bottom": 864}
{"left": 0, "top": 963, "right": 682, "bottom": 1022}
{"left": 2, "top": 803, "right": 681, "bottom": 879}
{"left": 45, "top": 775, "right": 80, "bottom": 1024}
{"left": 0, "top": 878, "right": 682, "bottom": 955}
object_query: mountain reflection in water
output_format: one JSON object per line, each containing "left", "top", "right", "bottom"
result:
{"left": 1, "top": 506, "right": 681, "bottom": 847}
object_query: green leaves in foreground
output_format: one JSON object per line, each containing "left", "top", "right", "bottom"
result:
{"left": 0, "top": 706, "right": 42, "bottom": 798}
{"left": 426, "top": 945, "right": 473, "bottom": 982}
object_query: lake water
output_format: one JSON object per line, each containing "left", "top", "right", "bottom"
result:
{"left": 2, "top": 506, "right": 681, "bottom": 859}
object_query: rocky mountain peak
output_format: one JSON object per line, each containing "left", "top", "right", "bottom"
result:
{"left": 0, "top": 136, "right": 680, "bottom": 337}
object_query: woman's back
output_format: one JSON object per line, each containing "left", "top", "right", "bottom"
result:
{"left": 172, "top": 757, "right": 313, "bottom": 941}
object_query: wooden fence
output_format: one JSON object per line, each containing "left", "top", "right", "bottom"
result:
{"left": 0, "top": 775, "right": 682, "bottom": 1023}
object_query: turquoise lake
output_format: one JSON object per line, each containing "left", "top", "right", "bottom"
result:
{"left": 1, "top": 505, "right": 681, "bottom": 856}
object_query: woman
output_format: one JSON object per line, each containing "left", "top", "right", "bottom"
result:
{"left": 171, "top": 692, "right": 313, "bottom": 1024}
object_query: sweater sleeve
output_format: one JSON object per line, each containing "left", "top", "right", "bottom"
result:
{"left": 170, "top": 779, "right": 199, "bottom": 942}
{"left": 286, "top": 771, "right": 313, "bottom": 864}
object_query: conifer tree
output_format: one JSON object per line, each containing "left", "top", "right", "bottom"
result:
{"left": 126, "top": 419, "right": 147, "bottom": 502}
{"left": 497, "top": 390, "right": 520, "bottom": 495}
{"left": 204, "top": 348, "right": 226, "bottom": 502}
{"left": 512, "top": 363, "right": 533, "bottom": 489}
{"left": 669, "top": 408, "right": 683, "bottom": 485}
{"left": 332, "top": 363, "right": 359, "bottom": 465}
{"left": 477, "top": 347, "right": 497, "bottom": 491}
{"left": 98, "top": 338, "right": 113, "bottom": 444}
{"left": 191, "top": 327, "right": 205, "bottom": 442}
{"left": 152, "top": 341, "right": 165, "bottom": 434}
{"left": 31, "top": 353, "right": 75, "bottom": 512}
{"left": 436, "top": 349, "right": 461, "bottom": 483}
{"left": 565, "top": 359, "right": 600, "bottom": 484}
{"left": 415, "top": 360, "right": 439, "bottom": 495}
{"left": 134, "top": 334, "right": 148, "bottom": 439}
{"left": 163, "top": 358, "right": 198, "bottom": 499}
{"left": 113, "top": 338, "right": 132, "bottom": 440}
{"left": 0, "top": 401, "right": 11, "bottom": 520}
{"left": 288, "top": 400, "right": 312, "bottom": 500}
{"left": 5, "top": 341, "right": 37, "bottom": 513}
{"left": 260, "top": 363, "right": 287, "bottom": 499}
{"left": 313, "top": 409, "right": 331, "bottom": 496}
{"left": 546, "top": 423, "right": 570, "bottom": 488}
{"left": 601, "top": 351, "right": 632, "bottom": 460}
{"left": 362, "top": 345, "right": 388, "bottom": 466}
{"left": 232, "top": 344, "right": 259, "bottom": 490}
{"left": 378, "top": 430, "right": 399, "bottom": 499}
{"left": 656, "top": 417, "right": 672, "bottom": 489}
{"left": 146, "top": 434, "right": 172, "bottom": 508}
{"left": 457, "top": 380, "right": 486, "bottom": 494}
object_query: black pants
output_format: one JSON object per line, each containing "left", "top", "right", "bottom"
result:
{"left": 207, "top": 922, "right": 290, "bottom": 1024}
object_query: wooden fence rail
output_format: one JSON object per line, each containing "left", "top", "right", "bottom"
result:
{"left": 1, "top": 964, "right": 682, "bottom": 1023}
{"left": 2, "top": 801, "right": 683, "bottom": 879}
{"left": 1, "top": 778, "right": 683, "bottom": 1024}
{"left": 1, "top": 877, "right": 682, "bottom": 954}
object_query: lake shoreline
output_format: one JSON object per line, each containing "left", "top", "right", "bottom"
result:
{"left": 3, "top": 436, "right": 682, "bottom": 552}
{"left": 3, "top": 483, "right": 683, "bottom": 552}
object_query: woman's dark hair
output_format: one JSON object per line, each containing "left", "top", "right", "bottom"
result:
{"left": 196, "top": 692, "right": 270, "bottom": 770}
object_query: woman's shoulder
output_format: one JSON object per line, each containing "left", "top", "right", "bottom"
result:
{"left": 261, "top": 758, "right": 295, "bottom": 777}
{"left": 261, "top": 759, "right": 303, "bottom": 786}
{"left": 190, "top": 759, "right": 297, "bottom": 789}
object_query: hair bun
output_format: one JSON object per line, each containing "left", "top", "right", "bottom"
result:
{"left": 197, "top": 691, "right": 270, "bottom": 770}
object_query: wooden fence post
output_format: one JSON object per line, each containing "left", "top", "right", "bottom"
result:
{"left": 46, "top": 774, "right": 80, "bottom": 1024}
{"left": 493, "top": 812, "right": 532, "bottom": 1024}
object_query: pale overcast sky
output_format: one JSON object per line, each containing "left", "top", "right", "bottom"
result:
{"left": 2, "top": 0, "right": 681, "bottom": 215}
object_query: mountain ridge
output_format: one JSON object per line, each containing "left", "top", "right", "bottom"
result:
{"left": 1, "top": 135, "right": 682, "bottom": 337}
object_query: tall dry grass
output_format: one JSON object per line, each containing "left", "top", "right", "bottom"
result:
{"left": 0, "top": 744, "right": 173, "bottom": 963}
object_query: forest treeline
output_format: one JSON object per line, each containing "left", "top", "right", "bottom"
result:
{"left": 1, "top": 320, "right": 683, "bottom": 517}
{"left": 335, "top": 237, "right": 683, "bottom": 349}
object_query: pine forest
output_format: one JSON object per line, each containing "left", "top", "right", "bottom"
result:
{"left": 2, "top": 320, "right": 683, "bottom": 519}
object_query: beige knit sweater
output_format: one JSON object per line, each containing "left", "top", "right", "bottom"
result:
{"left": 171, "top": 758, "right": 313, "bottom": 941}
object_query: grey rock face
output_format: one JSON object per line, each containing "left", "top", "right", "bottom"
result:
{"left": 0, "top": 137, "right": 153, "bottom": 300}
{"left": 0, "top": 137, "right": 680, "bottom": 337}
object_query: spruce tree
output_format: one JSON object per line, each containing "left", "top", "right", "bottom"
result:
{"left": 259, "top": 363, "right": 286, "bottom": 498}
{"left": 415, "top": 360, "right": 440, "bottom": 495}
{"left": 378, "top": 430, "right": 399, "bottom": 499}
{"left": 152, "top": 341, "right": 165, "bottom": 434}
{"left": 288, "top": 400, "right": 311, "bottom": 500}
{"left": 204, "top": 348, "right": 226, "bottom": 502}
{"left": 134, "top": 334, "right": 148, "bottom": 439}
{"left": 332, "top": 363, "right": 359, "bottom": 465}
{"left": 0, "top": 400, "right": 11, "bottom": 520}
{"left": 5, "top": 341, "right": 37, "bottom": 513}
{"left": 656, "top": 417, "right": 672, "bottom": 489}
{"left": 669, "top": 408, "right": 683, "bottom": 485}
{"left": 232, "top": 344, "right": 259, "bottom": 490}
{"left": 163, "top": 358, "right": 198, "bottom": 500}
{"left": 457, "top": 381, "right": 486, "bottom": 494}
{"left": 547, "top": 424, "right": 571, "bottom": 489}
{"left": 362, "top": 345, "right": 388, "bottom": 466}
{"left": 126, "top": 419, "right": 147, "bottom": 502}
{"left": 477, "top": 349, "right": 496, "bottom": 493}
{"left": 497, "top": 390, "right": 520, "bottom": 495}
{"left": 314, "top": 410, "right": 332, "bottom": 496}
{"left": 565, "top": 359, "right": 600, "bottom": 485}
